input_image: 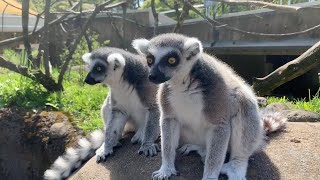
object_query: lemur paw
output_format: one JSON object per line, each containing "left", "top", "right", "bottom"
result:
{"left": 152, "top": 166, "right": 179, "bottom": 180}
{"left": 95, "top": 144, "right": 113, "bottom": 163}
{"left": 131, "top": 131, "right": 142, "bottom": 144}
{"left": 178, "top": 144, "right": 199, "bottom": 156}
{"left": 138, "top": 143, "right": 160, "bottom": 157}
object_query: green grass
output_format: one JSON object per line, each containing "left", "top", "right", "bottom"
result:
{"left": 0, "top": 71, "right": 108, "bottom": 133}
{"left": 267, "top": 90, "right": 320, "bottom": 113}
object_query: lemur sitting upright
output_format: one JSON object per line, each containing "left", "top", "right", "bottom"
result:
{"left": 44, "top": 47, "right": 160, "bottom": 180}
{"left": 132, "top": 33, "right": 287, "bottom": 180}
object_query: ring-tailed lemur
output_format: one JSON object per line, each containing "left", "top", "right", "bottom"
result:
{"left": 44, "top": 47, "right": 160, "bottom": 180}
{"left": 132, "top": 33, "right": 287, "bottom": 180}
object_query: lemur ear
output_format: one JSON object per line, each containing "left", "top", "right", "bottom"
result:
{"left": 183, "top": 38, "right": 203, "bottom": 60}
{"left": 107, "top": 53, "right": 126, "bottom": 70}
{"left": 132, "top": 38, "right": 150, "bottom": 55}
{"left": 82, "top": 53, "right": 92, "bottom": 64}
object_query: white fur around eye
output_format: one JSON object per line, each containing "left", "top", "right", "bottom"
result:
{"left": 132, "top": 38, "right": 150, "bottom": 55}
{"left": 82, "top": 53, "right": 92, "bottom": 64}
{"left": 107, "top": 53, "right": 126, "bottom": 67}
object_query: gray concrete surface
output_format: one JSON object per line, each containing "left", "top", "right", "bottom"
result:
{"left": 70, "top": 122, "right": 320, "bottom": 180}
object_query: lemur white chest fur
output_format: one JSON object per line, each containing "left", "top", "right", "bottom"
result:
{"left": 109, "top": 82, "right": 147, "bottom": 125}
{"left": 168, "top": 82, "right": 209, "bottom": 146}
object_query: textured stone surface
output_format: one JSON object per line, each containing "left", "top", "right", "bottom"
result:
{"left": 265, "top": 102, "right": 294, "bottom": 111}
{"left": 70, "top": 122, "right": 320, "bottom": 180}
{"left": 0, "top": 108, "right": 80, "bottom": 180}
{"left": 286, "top": 110, "right": 320, "bottom": 122}
{"left": 50, "top": 123, "right": 68, "bottom": 138}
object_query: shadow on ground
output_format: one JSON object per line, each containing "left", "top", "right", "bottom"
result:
{"left": 71, "top": 133, "right": 281, "bottom": 180}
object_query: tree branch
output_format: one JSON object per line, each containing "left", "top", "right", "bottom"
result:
{"left": 0, "top": 2, "right": 81, "bottom": 50}
{"left": 215, "top": 0, "right": 302, "bottom": 12}
{"left": 57, "top": 0, "right": 126, "bottom": 87}
{"left": 252, "top": 40, "right": 320, "bottom": 96}
{"left": 184, "top": 0, "right": 320, "bottom": 37}
{"left": 22, "top": 0, "right": 33, "bottom": 66}
{"left": 151, "top": 0, "right": 159, "bottom": 36}
{"left": 0, "top": 56, "right": 62, "bottom": 92}
{"left": 173, "top": 2, "right": 190, "bottom": 33}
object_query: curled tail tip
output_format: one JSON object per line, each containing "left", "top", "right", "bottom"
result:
{"left": 261, "top": 109, "right": 287, "bottom": 135}
{"left": 44, "top": 169, "right": 62, "bottom": 180}
{"left": 44, "top": 130, "right": 105, "bottom": 180}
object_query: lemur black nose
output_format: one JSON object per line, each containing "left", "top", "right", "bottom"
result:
{"left": 149, "top": 74, "right": 157, "bottom": 81}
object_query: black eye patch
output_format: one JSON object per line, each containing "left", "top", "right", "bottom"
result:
{"left": 146, "top": 54, "right": 155, "bottom": 66}
{"left": 160, "top": 52, "right": 180, "bottom": 67}
{"left": 93, "top": 62, "right": 106, "bottom": 74}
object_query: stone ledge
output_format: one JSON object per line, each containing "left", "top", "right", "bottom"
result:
{"left": 70, "top": 122, "right": 320, "bottom": 180}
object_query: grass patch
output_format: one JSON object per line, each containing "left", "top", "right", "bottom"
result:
{"left": 267, "top": 90, "right": 320, "bottom": 113}
{"left": 0, "top": 71, "right": 108, "bottom": 133}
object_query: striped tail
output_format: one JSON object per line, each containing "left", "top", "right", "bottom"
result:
{"left": 44, "top": 130, "right": 104, "bottom": 180}
{"left": 260, "top": 109, "right": 287, "bottom": 135}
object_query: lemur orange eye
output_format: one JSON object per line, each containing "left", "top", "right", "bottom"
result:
{"left": 147, "top": 57, "right": 154, "bottom": 65}
{"left": 168, "top": 57, "right": 176, "bottom": 65}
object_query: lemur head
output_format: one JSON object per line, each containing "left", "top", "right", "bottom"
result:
{"left": 132, "top": 33, "right": 203, "bottom": 84}
{"left": 82, "top": 48, "right": 126, "bottom": 85}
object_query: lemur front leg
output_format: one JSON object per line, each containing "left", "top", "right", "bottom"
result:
{"left": 202, "top": 124, "right": 230, "bottom": 180}
{"left": 138, "top": 108, "right": 161, "bottom": 157}
{"left": 152, "top": 117, "right": 180, "bottom": 180}
{"left": 96, "top": 107, "right": 127, "bottom": 163}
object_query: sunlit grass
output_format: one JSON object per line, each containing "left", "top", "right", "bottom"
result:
{"left": 0, "top": 71, "right": 108, "bottom": 133}
{"left": 266, "top": 89, "right": 320, "bottom": 113}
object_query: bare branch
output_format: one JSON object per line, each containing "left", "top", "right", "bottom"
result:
{"left": 43, "top": 0, "right": 51, "bottom": 76}
{"left": 0, "top": 2, "right": 81, "bottom": 50}
{"left": 173, "top": 2, "right": 190, "bottom": 33}
{"left": 0, "top": 56, "right": 62, "bottom": 92}
{"left": 151, "top": 0, "right": 159, "bottom": 36}
{"left": 22, "top": 0, "right": 33, "bottom": 66}
{"left": 184, "top": 0, "right": 320, "bottom": 37}
{"left": 57, "top": 0, "right": 126, "bottom": 87}
{"left": 252, "top": 40, "right": 320, "bottom": 96}
{"left": 215, "top": 0, "right": 302, "bottom": 12}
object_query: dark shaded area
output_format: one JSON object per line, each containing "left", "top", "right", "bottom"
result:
{"left": 266, "top": 55, "right": 319, "bottom": 99}
{"left": 0, "top": 107, "right": 80, "bottom": 180}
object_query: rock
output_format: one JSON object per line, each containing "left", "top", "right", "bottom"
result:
{"left": 70, "top": 122, "right": 320, "bottom": 180}
{"left": 49, "top": 123, "right": 68, "bottom": 138}
{"left": 0, "top": 108, "right": 80, "bottom": 180}
{"left": 256, "top": 97, "right": 267, "bottom": 107}
{"left": 265, "top": 102, "right": 293, "bottom": 111}
{"left": 286, "top": 110, "right": 320, "bottom": 122}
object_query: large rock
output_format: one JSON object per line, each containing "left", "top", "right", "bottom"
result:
{"left": 70, "top": 122, "right": 320, "bottom": 180}
{"left": 0, "top": 108, "right": 80, "bottom": 180}
{"left": 286, "top": 110, "right": 320, "bottom": 122}
{"left": 265, "top": 102, "right": 294, "bottom": 111}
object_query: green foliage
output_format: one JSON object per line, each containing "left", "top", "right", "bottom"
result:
{"left": 0, "top": 74, "right": 49, "bottom": 108}
{"left": 267, "top": 90, "right": 320, "bottom": 113}
{"left": 3, "top": 49, "right": 21, "bottom": 65}
{"left": 0, "top": 71, "right": 108, "bottom": 133}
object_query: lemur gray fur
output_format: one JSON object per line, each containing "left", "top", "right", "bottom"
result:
{"left": 44, "top": 47, "right": 160, "bottom": 180}
{"left": 132, "top": 33, "right": 287, "bottom": 180}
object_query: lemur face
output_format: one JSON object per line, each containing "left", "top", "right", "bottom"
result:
{"left": 82, "top": 52, "right": 126, "bottom": 85}
{"left": 132, "top": 33, "right": 203, "bottom": 84}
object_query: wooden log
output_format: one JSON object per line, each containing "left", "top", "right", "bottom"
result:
{"left": 252, "top": 40, "right": 320, "bottom": 96}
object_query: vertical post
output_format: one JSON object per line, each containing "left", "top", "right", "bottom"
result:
{"left": 22, "top": 0, "right": 33, "bottom": 67}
